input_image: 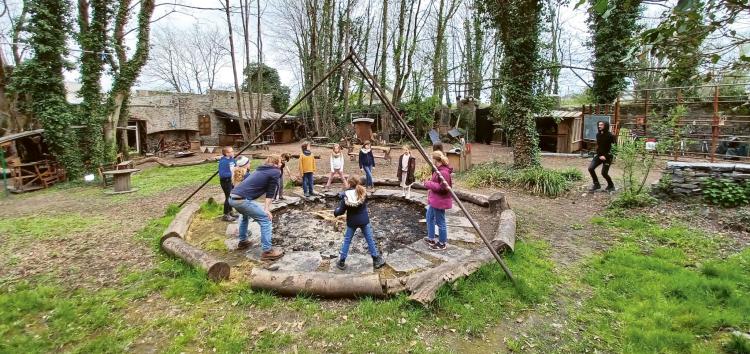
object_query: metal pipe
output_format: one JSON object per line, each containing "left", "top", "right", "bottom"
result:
{"left": 348, "top": 48, "right": 517, "bottom": 285}
{"left": 178, "top": 54, "right": 354, "bottom": 208}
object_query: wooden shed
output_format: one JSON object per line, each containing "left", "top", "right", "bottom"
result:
{"left": 535, "top": 110, "right": 583, "bottom": 153}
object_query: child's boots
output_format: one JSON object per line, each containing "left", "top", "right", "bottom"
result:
{"left": 372, "top": 255, "right": 386, "bottom": 269}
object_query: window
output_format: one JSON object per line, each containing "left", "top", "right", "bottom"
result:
{"left": 199, "top": 115, "right": 211, "bottom": 136}
{"left": 571, "top": 117, "right": 582, "bottom": 143}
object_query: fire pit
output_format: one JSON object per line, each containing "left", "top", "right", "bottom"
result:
{"left": 160, "top": 179, "right": 516, "bottom": 304}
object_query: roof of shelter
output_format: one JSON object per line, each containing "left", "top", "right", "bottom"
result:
{"left": 214, "top": 109, "right": 298, "bottom": 121}
{"left": 0, "top": 129, "right": 45, "bottom": 144}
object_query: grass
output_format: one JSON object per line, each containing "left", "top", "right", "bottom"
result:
{"left": 129, "top": 163, "right": 218, "bottom": 197}
{"left": 571, "top": 213, "right": 750, "bottom": 353}
{"left": 0, "top": 213, "right": 105, "bottom": 241}
{"left": 461, "top": 162, "right": 576, "bottom": 197}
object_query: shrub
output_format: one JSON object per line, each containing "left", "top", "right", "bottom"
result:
{"left": 703, "top": 178, "right": 750, "bottom": 208}
{"left": 461, "top": 163, "right": 575, "bottom": 197}
{"left": 610, "top": 190, "right": 658, "bottom": 209}
{"left": 463, "top": 162, "right": 515, "bottom": 188}
{"left": 513, "top": 167, "right": 571, "bottom": 197}
{"left": 558, "top": 167, "right": 584, "bottom": 181}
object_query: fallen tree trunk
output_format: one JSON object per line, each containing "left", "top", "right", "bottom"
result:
{"left": 249, "top": 269, "right": 385, "bottom": 298}
{"left": 161, "top": 202, "right": 200, "bottom": 242}
{"left": 390, "top": 208, "right": 517, "bottom": 305}
{"left": 161, "top": 236, "right": 230, "bottom": 281}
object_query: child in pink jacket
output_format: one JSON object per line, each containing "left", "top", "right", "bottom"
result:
{"left": 423, "top": 151, "right": 453, "bottom": 250}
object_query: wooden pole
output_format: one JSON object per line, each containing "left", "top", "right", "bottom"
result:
{"left": 178, "top": 54, "right": 354, "bottom": 208}
{"left": 348, "top": 48, "right": 516, "bottom": 285}
{"left": 711, "top": 85, "right": 719, "bottom": 163}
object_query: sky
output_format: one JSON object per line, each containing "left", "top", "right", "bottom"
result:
{"left": 0, "top": 0, "right": 712, "bottom": 102}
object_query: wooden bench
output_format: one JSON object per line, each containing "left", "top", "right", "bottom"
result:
{"left": 251, "top": 141, "right": 270, "bottom": 150}
{"left": 347, "top": 145, "right": 392, "bottom": 165}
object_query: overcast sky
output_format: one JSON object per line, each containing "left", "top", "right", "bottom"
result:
{"left": 0, "top": 0, "right": 716, "bottom": 101}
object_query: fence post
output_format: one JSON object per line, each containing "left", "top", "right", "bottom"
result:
{"left": 710, "top": 85, "right": 719, "bottom": 163}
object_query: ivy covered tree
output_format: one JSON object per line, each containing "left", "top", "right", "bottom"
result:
{"left": 76, "top": 0, "right": 111, "bottom": 167}
{"left": 586, "top": 0, "right": 642, "bottom": 104}
{"left": 10, "top": 0, "right": 83, "bottom": 177}
{"left": 242, "top": 63, "right": 291, "bottom": 113}
{"left": 480, "top": 0, "right": 545, "bottom": 168}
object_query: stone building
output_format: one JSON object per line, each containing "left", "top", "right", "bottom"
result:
{"left": 127, "top": 90, "right": 301, "bottom": 153}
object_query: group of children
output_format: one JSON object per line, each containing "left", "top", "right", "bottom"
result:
{"left": 219, "top": 141, "right": 454, "bottom": 270}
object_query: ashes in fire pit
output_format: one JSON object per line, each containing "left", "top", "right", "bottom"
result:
{"left": 272, "top": 198, "right": 427, "bottom": 257}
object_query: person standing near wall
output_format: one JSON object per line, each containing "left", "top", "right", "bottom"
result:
{"left": 218, "top": 146, "right": 237, "bottom": 222}
{"left": 588, "top": 121, "right": 616, "bottom": 192}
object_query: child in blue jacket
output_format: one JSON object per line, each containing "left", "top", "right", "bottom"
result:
{"left": 333, "top": 176, "right": 385, "bottom": 270}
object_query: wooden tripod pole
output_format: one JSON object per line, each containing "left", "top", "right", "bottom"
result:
{"left": 178, "top": 54, "right": 354, "bottom": 208}
{"left": 348, "top": 48, "right": 516, "bottom": 285}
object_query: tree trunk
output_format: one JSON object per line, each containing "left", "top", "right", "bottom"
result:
{"left": 161, "top": 237, "right": 231, "bottom": 281}
{"left": 225, "top": 0, "right": 250, "bottom": 142}
{"left": 249, "top": 270, "right": 385, "bottom": 298}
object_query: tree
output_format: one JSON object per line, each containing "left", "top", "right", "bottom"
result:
{"left": 481, "top": 0, "right": 545, "bottom": 168}
{"left": 76, "top": 0, "right": 110, "bottom": 166}
{"left": 242, "top": 63, "right": 291, "bottom": 113}
{"left": 586, "top": 0, "right": 642, "bottom": 104}
{"left": 145, "top": 25, "right": 229, "bottom": 94}
{"left": 10, "top": 0, "right": 83, "bottom": 176}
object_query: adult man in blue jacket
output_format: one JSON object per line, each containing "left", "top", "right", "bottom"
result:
{"left": 229, "top": 155, "right": 284, "bottom": 261}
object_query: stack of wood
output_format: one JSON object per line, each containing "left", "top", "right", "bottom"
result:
{"left": 159, "top": 139, "right": 191, "bottom": 153}
{"left": 309, "top": 210, "right": 346, "bottom": 231}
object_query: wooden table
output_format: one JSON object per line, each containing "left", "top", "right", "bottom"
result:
{"left": 102, "top": 168, "right": 140, "bottom": 194}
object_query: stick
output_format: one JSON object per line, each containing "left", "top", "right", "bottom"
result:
{"left": 178, "top": 54, "right": 354, "bottom": 207}
{"left": 348, "top": 48, "right": 516, "bottom": 285}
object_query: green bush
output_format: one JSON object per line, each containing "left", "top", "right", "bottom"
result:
{"left": 513, "top": 167, "right": 571, "bottom": 197}
{"left": 558, "top": 167, "right": 584, "bottom": 181}
{"left": 462, "top": 163, "right": 572, "bottom": 197}
{"left": 703, "top": 178, "right": 750, "bottom": 208}
{"left": 463, "top": 162, "right": 515, "bottom": 188}
{"left": 611, "top": 190, "right": 658, "bottom": 209}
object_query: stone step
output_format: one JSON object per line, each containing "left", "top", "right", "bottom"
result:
{"left": 386, "top": 248, "right": 433, "bottom": 273}
{"left": 272, "top": 251, "right": 322, "bottom": 272}
{"left": 407, "top": 239, "right": 473, "bottom": 262}
{"left": 225, "top": 222, "right": 260, "bottom": 239}
{"left": 328, "top": 253, "right": 375, "bottom": 274}
{"left": 447, "top": 227, "right": 478, "bottom": 243}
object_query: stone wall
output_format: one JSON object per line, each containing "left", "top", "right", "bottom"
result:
{"left": 658, "top": 161, "right": 750, "bottom": 196}
{"left": 128, "top": 90, "right": 273, "bottom": 147}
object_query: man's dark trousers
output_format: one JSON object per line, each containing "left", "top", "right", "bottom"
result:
{"left": 588, "top": 157, "right": 614, "bottom": 188}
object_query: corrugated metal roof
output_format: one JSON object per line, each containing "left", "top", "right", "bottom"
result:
{"left": 534, "top": 110, "right": 581, "bottom": 119}
{"left": 0, "top": 129, "right": 45, "bottom": 144}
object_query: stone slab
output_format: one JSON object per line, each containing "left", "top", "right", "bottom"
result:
{"left": 446, "top": 216, "right": 473, "bottom": 228}
{"left": 448, "top": 227, "right": 478, "bottom": 243}
{"left": 225, "top": 222, "right": 261, "bottom": 239}
{"left": 372, "top": 189, "right": 402, "bottom": 198}
{"left": 272, "top": 251, "right": 322, "bottom": 272}
{"left": 407, "top": 240, "right": 473, "bottom": 262}
{"left": 328, "top": 253, "right": 374, "bottom": 274}
{"left": 407, "top": 192, "right": 428, "bottom": 205}
{"left": 386, "top": 248, "right": 432, "bottom": 273}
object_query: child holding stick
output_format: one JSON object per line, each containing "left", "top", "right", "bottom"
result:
{"left": 218, "top": 146, "right": 237, "bottom": 222}
{"left": 423, "top": 151, "right": 453, "bottom": 251}
{"left": 333, "top": 176, "right": 386, "bottom": 270}
{"left": 274, "top": 153, "right": 293, "bottom": 202}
